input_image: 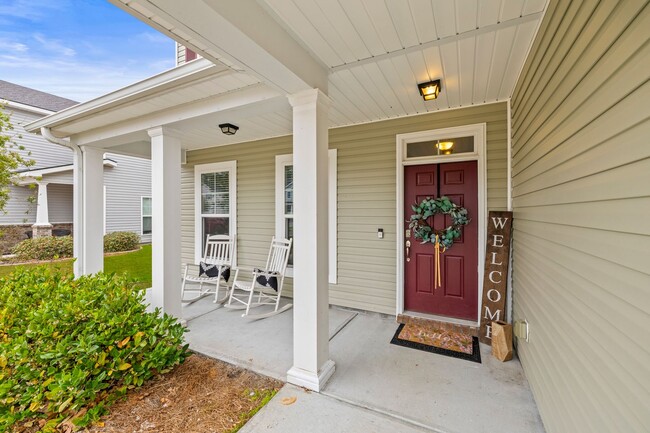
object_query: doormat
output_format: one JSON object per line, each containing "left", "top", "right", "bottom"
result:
{"left": 390, "top": 323, "right": 481, "bottom": 363}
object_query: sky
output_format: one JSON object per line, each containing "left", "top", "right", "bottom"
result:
{"left": 0, "top": 0, "right": 176, "bottom": 103}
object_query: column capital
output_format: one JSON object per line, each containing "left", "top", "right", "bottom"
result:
{"left": 147, "top": 126, "right": 183, "bottom": 139}
{"left": 287, "top": 88, "right": 331, "bottom": 109}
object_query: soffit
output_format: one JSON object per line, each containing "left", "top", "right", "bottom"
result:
{"left": 262, "top": 0, "right": 546, "bottom": 126}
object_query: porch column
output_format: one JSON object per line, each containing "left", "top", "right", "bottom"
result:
{"left": 32, "top": 182, "right": 52, "bottom": 238}
{"left": 286, "top": 89, "right": 334, "bottom": 391}
{"left": 80, "top": 146, "right": 104, "bottom": 274}
{"left": 148, "top": 126, "right": 182, "bottom": 319}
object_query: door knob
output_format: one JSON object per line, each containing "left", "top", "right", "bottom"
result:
{"left": 405, "top": 240, "right": 411, "bottom": 262}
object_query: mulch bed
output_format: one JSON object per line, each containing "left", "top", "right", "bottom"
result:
{"left": 80, "top": 354, "right": 282, "bottom": 433}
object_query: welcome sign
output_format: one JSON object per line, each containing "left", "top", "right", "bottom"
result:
{"left": 479, "top": 211, "right": 513, "bottom": 344}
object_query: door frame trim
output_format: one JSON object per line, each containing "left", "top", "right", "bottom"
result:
{"left": 396, "top": 123, "right": 487, "bottom": 326}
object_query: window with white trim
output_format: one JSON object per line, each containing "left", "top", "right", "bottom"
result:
{"left": 275, "top": 149, "right": 337, "bottom": 284}
{"left": 194, "top": 161, "right": 236, "bottom": 262}
{"left": 141, "top": 197, "right": 152, "bottom": 235}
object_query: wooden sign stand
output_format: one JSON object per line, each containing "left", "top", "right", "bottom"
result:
{"left": 479, "top": 211, "right": 513, "bottom": 345}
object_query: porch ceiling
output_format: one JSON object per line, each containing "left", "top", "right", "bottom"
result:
{"left": 263, "top": 0, "right": 546, "bottom": 125}
{"left": 112, "top": 0, "right": 547, "bottom": 128}
{"left": 26, "top": 0, "right": 548, "bottom": 154}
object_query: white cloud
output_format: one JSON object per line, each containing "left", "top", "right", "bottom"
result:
{"left": 33, "top": 33, "right": 76, "bottom": 57}
{"left": 0, "top": 0, "right": 69, "bottom": 21}
{"left": 0, "top": 51, "right": 173, "bottom": 102}
{"left": 0, "top": 39, "right": 28, "bottom": 52}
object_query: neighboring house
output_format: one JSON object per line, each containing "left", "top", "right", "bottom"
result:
{"left": 25, "top": 2, "right": 648, "bottom": 433}
{"left": 0, "top": 80, "right": 152, "bottom": 251}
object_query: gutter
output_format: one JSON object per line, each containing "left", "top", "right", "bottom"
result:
{"left": 40, "top": 127, "right": 84, "bottom": 276}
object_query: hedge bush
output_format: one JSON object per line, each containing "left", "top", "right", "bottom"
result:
{"left": 103, "top": 231, "right": 140, "bottom": 253}
{"left": 0, "top": 267, "right": 189, "bottom": 431}
{"left": 12, "top": 235, "right": 73, "bottom": 261}
{"left": 11, "top": 231, "right": 140, "bottom": 260}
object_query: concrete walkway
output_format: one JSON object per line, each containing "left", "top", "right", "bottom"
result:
{"left": 183, "top": 299, "right": 545, "bottom": 433}
{"left": 239, "top": 384, "right": 432, "bottom": 433}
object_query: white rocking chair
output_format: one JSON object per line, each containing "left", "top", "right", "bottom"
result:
{"left": 226, "top": 237, "right": 292, "bottom": 319}
{"left": 181, "top": 234, "right": 235, "bottom": 304}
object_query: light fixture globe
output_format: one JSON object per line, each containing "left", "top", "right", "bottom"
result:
{"left": 436, "top": 140, "right": 454, "bottom": 155}
{"left": 418, "top": 79, "right": 441, "bottom": 101}
{"left": 219, "top": 123, "right": 239, "bottom": 135}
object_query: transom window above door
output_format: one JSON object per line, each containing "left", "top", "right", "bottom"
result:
{"left": 194, "top": 161, "right": 236, "bottom": 263}
{"left": 406, "top": 136, "right": 475, "bottom": 158}
{"left": 401, "top": 124, "right": 485, "bottom": 163}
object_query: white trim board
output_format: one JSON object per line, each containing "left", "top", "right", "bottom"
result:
{"left": 194, "top": 160, "right": 237, "bottom": 264}
{"left": 396, "top": 123, "right": 487, "bottom": 326}
{"left": 275, "top": 149, "right": 337, "bottom": 284}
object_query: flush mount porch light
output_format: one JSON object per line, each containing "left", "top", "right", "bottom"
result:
{"left": 436, "top": 140, "right": 454, "bottom": 155}
{"left": 219, "top": 123, "right": 239, "bottom": 135}
{"left": 418, "top": 79, "right": 441, "bottom": 101}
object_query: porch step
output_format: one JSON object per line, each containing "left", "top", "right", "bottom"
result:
{"left": 397, "top": 314, "right": 479, "bottom": 337}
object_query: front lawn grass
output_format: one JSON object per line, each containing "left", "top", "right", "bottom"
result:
{"left": 0, "top": 244, "right": 152, "bottom": 286}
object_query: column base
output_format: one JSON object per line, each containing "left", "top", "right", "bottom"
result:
{"left": 287, "top": 359, "right": 335, "bottom": 392}
{"left": 32, "top": 224, "right": 53, "bottom": 238}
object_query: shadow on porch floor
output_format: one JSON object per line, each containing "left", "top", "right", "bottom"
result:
{"left": 182, "top": 298, "right": 544, "bottom": 433}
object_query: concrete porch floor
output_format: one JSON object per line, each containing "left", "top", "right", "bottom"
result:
{"left": 182, "top": 298, "right": 545, "bottom": 433}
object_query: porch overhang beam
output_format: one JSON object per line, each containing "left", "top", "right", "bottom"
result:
{"left": 71, "top": 83, "right": 280, "bottom": 147}
{"left": 24, "top": 59, "right": 225, "bottom": 136}
{"left": 110, "top": 0, "right": 328, "bottom": 94}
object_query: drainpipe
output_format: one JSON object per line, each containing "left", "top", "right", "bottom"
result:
{"left": 40, "top": 127, "right": 84, "bottom": 277}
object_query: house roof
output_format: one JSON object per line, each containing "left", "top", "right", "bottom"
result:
{"left": 0, "top": 80, "right": 78, "bottom": 112}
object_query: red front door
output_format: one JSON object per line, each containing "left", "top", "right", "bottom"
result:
{"left": 404, "top": 161, "right": 479, "bottom": 321}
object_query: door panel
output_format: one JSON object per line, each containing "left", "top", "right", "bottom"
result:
{"left": 404, "top": 161, "right": 479, "bottom": 321}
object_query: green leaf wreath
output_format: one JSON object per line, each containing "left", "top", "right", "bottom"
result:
{"left": 408, "top": 196, "right": 470, "bottom": 250}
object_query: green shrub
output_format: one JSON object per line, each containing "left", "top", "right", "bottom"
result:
{"left": 103, "top": 231, "right": 140, "bottom": 253}
{"left": 12, "top": 235, "right": 73, "bottom": 261}
{"left": 0, "top": 267, "right": 189, "bottom": 430}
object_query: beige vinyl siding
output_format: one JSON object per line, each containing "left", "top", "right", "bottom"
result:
{"left": 182, "top": 102, "right": 508, "bottom": 314}
{"left": 182, "top": 138, "right": 295, "bottom": 294}
{"left": 510, "top": 2, "right": 650, "bottom": 433}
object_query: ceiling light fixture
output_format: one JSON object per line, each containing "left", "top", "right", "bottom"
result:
{"left": 418, "top": 79, "right": 441, "bottom": 101}
{"left": 219, "top": 123, "right": 239, "bottom": 135}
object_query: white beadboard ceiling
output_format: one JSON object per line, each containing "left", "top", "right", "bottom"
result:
{"left": 35, "top": 0, "right": 547, "bottom": 152}
{"left": 262, "top": 0, "right": 546, "bottom": 126}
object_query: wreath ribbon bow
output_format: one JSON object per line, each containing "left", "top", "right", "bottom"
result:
{"left": 408, "top": 196, "right": 470, "bottom": 290}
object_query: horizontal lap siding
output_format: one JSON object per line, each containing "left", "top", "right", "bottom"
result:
{"left": 104, "top": 154, "right": 152, "bottom": 243}
{"left": 47, "top": 184, "right": 72, "bottom": 223}
{"left": 4, "top": 108, "right": 73, "bottom": 168}
{"left": 0, "top": 185, "right": 35, "bottom": 225}
{"left": 183, "top": 103, "right": 507, "bottom": 314}
{"left": 182, "top": 138, "right": 295, "bottom": 295}
{"left": 510, "top": 1, "right": 650, "bottom": 433}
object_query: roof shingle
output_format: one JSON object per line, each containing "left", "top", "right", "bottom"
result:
{"left": 0, "top": 80, "right": 78, "bottom": 112}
